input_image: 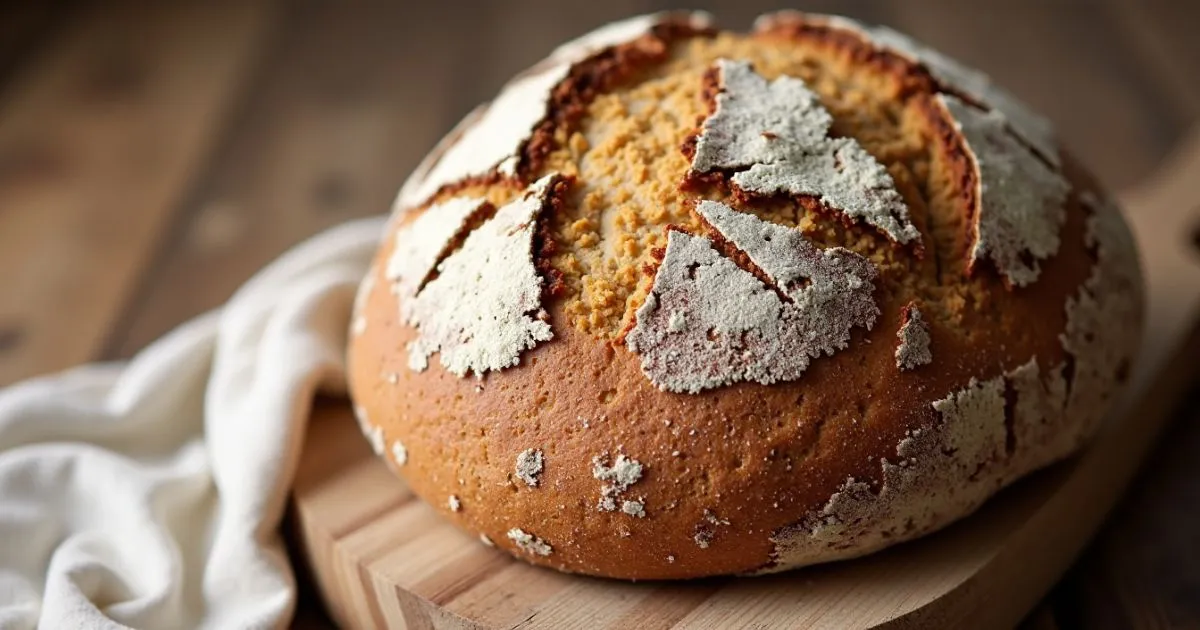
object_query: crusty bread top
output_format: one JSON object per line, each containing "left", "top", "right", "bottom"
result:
{"left": 392, "top": 11, "right": 716, "bottom": 212}
{"left": 346, "top": 11, "right": 1144, "bottom": 579}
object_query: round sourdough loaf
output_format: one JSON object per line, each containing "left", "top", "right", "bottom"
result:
{"left": 346, "top": 11, "right": 1144, "bottom": 579}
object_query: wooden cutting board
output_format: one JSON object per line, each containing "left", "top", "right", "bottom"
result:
{"left": 291, "top": 132, "right": 1200, "bottom": 630}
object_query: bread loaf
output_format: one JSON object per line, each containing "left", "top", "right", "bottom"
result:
{"left": 347, "top": 10, "right": 1143, "bottom": 579}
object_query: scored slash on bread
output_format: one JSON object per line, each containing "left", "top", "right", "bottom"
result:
{"left": 346, "top": 10, "right": 1144, "bottom": 580}
{"left": 756, "top": 11, "right": 1062, "bottom": 168}
{"left": 626, "top": 200, "right": 878, "bottom": 393}
{"left": 687, "top": 58, "right": 921, "bottom": 246}
{"left": 393, "top": 11, "right": 716, "bottom": 212}
{"left": 401, "top": 175, "right": 564, "bottom": 376}
{"left": 939, "top": 94, "right": 1070, "bottom": 288}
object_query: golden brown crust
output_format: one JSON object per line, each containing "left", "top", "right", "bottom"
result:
{"left": 348, "top": 12, "right": 1143, "bottom": 579}
{"left": 523, "top": 18, "right": 717, "bottom": 180}
{"left": 351, "top": 159, "right": 1112, "bottom": 579}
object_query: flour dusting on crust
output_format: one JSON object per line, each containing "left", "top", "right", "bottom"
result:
{"left": 696, "top": 200, "right": 877, "bottom": 304}
{"left": 593, "top": 454, "right": 645, "bottom": 512}
{"left": 626, "top": 231, "right": 797, "bottom": 393}
{"left": 391, "top": 104, "right": 487, "bottom": 217}
{"left": 627, "top": 203, "right": 878, "bottom": 394}
{"left": 765, "top": 376, "right": 1008, "bottom": 571}
{"left": 752, "top": 11, "right": 1060, "bottom": 167}
{"left": 689, "top": 59, "right": 919, "bottom": 244}
{"left": 405, "top": 174, "right": 561, "bottom": 376}
{"left": 1062, "top": 191, "right": 1143, "bottom": 438}
{"left": 895, "top": 304, "right": 932, "bottom": 371}
{"left": 515, "top": 448, "right": 545, "bottom": 487}
{"left": 507, "top": 528, "right": 553, "bottom": 556}
{"left": 1007, "top": 358, "right": 1073, "bottom": 472}
{"left": 865, "top": 25, "right": 1060, "bottom": 167}
{"left": 385, "top": 196, "right": 490, "bottom": 317}
{"left": 391, "top": 440, "right": 408, "bottom": 467}
{"left": 941, "top": 95, "right": 1069, "bottom": 287}
{"left": 395, "top": 12, "right": 713, "bottom": 210}
{"left": 763, "top": 316, "right": 1137, "bottom": 574}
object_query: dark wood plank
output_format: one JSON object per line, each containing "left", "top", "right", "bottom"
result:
{"left": 105, "top": 0, "right": 468, "bottom": 356}
{"left": 886, "top": 1, "right": 1182, "bottom": 190}
{"left": 0, "top": 0, "right": 277, "bottom": 385}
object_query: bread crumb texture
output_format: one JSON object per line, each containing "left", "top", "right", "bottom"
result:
{"left": 347, "top": 10, "right": 1143, "bottom": 579}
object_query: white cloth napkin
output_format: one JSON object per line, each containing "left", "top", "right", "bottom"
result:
{"left": 0, "top": 217, "right": 385, "bottom": 629}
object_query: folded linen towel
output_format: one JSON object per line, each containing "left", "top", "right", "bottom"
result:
{"left": 0, "top": 217, "right": 384, "bottom": 629}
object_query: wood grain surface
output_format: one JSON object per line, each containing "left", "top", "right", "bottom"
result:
{"left": 1, "top": 1, "right": 1198, "bottom": 627}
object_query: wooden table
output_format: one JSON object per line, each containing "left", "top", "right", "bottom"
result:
{"left": 2, "top": 1, "right": 1197, "bottom": 627}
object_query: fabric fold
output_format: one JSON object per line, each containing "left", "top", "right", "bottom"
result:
{"left": 0, "top": 217, "right": 385, "bottom": 629}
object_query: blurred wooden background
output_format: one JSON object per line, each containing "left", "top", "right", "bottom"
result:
{"left": 0, "top": 0, "right": 1196, "bottom": 627}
